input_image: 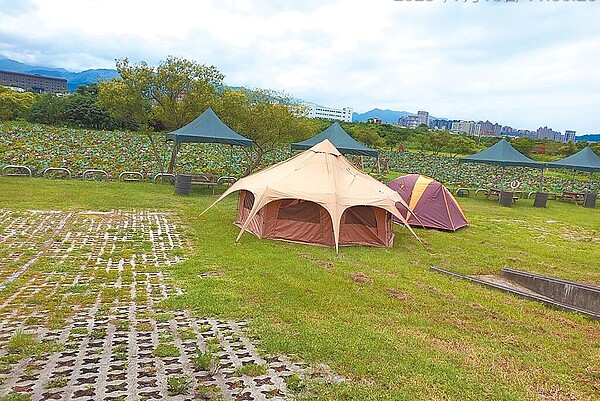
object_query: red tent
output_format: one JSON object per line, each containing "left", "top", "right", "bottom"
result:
{"left": 388, "top": 174, "right": 468, "bottom": 231}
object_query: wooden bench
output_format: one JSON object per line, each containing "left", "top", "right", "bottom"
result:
{"left": 482, "top": 189, "right": 519, "bottom": 204}
{"left": 191, "top": 175, "right": 238, "bottom": 194}
{"left": 558, "top": 191, "right": 585, "bottom": 204}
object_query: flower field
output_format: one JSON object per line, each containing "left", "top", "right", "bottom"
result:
{"left": 1, "top": 121, "right": 596, "bottom": 193}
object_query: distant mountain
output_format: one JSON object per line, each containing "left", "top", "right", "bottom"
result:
{"left": 0, "top": 58, "right": 67, "bottom": 73}
{"left": 576, "top": 134, "right": 600, "bottom": 143}
{"left": 353, "top": 108, "right": 413, "bottom": 123}
{"left": 0, "top": 57, "right": 119, "bottom": 92}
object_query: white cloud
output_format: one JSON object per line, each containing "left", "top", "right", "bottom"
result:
{"left": 1, "top": 0, "right": 599, "bottom": 133}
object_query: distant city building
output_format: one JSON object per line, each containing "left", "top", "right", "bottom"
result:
{"left": 430, "top": 119, "right": 458, "bottom": 130}
{"left": 451, "top": 120, "right": 480, "bottom": 136}
{"left": 366, "top": 117, "right": 382, "bottom": 124}
{"left": 501, "top": 125, "right": 516, "bottom": 135}
{"left": 564, "top": 130, "right": 576, "bottom": 143}
{"left": 384, "top": 108, "right": 574, "bottom": 143}
{"left": 477, "top": 120, "right": 502, "bottom": 136}
{"left": 397, "top": 114, "right": 420, "bottom": 128}
{"left": 305, "top": 103, "right": 353, "bottom": 122}
{"left": 536, "top": 126, "right": 563, "bottom": 142}
{"left": 417, "top": 110, "right": 429, "bottom": 126}
{"left": 0, "top": 70, "right": 67, "bottom": 93}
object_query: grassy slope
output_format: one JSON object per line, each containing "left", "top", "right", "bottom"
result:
{"left": 1, "top": 177, "right": 598, "bottom": 400}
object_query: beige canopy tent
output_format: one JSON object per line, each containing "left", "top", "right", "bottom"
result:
{"left": 201, "top": 140, "right": 420, "bottom": 251}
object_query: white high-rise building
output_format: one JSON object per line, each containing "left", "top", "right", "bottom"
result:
{"left": 305, "top": 103, "right": 353, "bottom": 122}
{"left": 564, "top": 130, "right": 576, "bottom": 143}
{"left": 451, "top": 120, "right": 480, "bottom": 136}
{"left": 417, "top": 111, "right": 429, "bottom": 126}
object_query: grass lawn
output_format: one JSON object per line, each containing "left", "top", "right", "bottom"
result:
{"left": 1, "top": 177, "right": 598, "bottom": 401}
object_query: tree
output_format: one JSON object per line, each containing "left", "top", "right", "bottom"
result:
{"left": 447, "top": 134, "right": 477, "bottom": 157}
{"left": 348, "top": 125, "right": 384, "bottom": 148}
{"left": 98, "top": 56, "right": 224, "bottom": 131}
{"left": 0, "top": 88, "right": 35, "bottom": 121}
{"left": 27, "top": 93, "right": 67, "bottom": 125}
{"left": 98, "top": 78, "right": 148, "bottom": 130}
{"left": 511, "top": 137, "right": 536, "bottom": 156}
{"left": 64, "top": 84, "right": 118, "bottom": 129}
{"left": 424, "top": 130, "right": 452, "bottom": 155}
{"left": 379, "top": 124, "right": 411, "bottom": 150}
{"left": 213, "top": 88, "right": 312, "bottom": 173}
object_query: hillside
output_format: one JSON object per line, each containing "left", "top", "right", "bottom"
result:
{"left": 353, "top": 108, "right": 412, "bottom": 123}
{"left": 577, "top": 134, "right": 600, "bottom": 142}
{"left": 0, "top": 57, "right": 119, "bottom": 92}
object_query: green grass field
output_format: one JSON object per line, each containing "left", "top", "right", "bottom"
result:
{"left": 1, "top": 177, "right": 598, "bottom": 401}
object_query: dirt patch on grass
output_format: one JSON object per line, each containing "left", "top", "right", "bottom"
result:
{"left": 350, "top": 272, "right": 373, "bottom": 283}
{"left": 413, "top": 281, "right": 458, "bottom": 301}
{"left": 387, "top": 289, "right": 411, "bottom": 301}
{"left": 198, "top": 270, "right": 224, "bottom": 279}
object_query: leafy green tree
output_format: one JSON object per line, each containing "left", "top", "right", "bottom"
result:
{"left": 424, "top": 130, "right": 452, "bottom": 155}
{"left": 447, "top": 134, "right": 477, "bottom": 157}
{"left": 349, "top": 125, "right": 384, "bottom": 148}
{"left": 558, "top": 141, "right": 578, "bottom": 156}
{"left": 99, "top": 56, "right": 224, "bottom": 131}
{"left": 98, "top": 78, "right": 148, "bottom": 130}
{"left": 379, "top": 124, "right": 411, "bottom": 150}
{"left": 511, "top": 137, "right": 537, "bottom": 156}
{"left": 212, "top": 88, "right": 312, "bottom": 173}
{"left": 27, "top": 93, "right": 67, "bottom": 125}
{"left": 65, "top": 94, "right": 116, "bottom": 129}
{"left": 0, "top": 88, "right": 35, "bottom": 120}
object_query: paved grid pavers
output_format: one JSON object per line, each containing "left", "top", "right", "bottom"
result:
{"left": 0, "top": 210, "right": 307, "bottom": 401}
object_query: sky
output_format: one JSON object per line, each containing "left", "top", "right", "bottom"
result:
{"left": 1, "top": 0, "right": 599, "bottom": 134}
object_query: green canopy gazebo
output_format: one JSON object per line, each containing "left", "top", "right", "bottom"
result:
{"left": 291, "top": 122, "right": 378, "bottom": 158}
{"left": 547, "top": 146, "right": 600, "bottom": 207}
{"left": 459, "top": 139, "right": 546, "bottom": 206}
{"left": 546, "top": 146, "right": 600, "bottom": 173}
{"left": 459, "top": 138, "right": 542, "bottom": 168}
{"left": 165, "top": 107, "right": 252, "bottom": 173}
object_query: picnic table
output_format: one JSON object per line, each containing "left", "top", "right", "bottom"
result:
{"left": 558, "top": 191, "right": 585, "bottom": 204}
{"left": 475, "top": 188, "right": 520, "bottom": 204}
{"left": 191, "top": 174, "right": 237, "bottom": 194}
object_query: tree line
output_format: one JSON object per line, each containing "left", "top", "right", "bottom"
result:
{"left": 1, "top": 56, "right": 596, "bottom": 169}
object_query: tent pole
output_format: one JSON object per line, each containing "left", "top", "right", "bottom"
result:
{"left": 539, "top": 168, "right": 545, "bottom": 193}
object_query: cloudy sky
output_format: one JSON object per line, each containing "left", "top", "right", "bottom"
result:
{"left": 1, "top": 0, "right": 599, "bottom": 134}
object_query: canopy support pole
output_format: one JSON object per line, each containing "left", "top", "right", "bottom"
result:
{"left": 538, "top": 168, "right": 545, "bottom": 193}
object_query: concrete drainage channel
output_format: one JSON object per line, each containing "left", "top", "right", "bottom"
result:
{"left": 431, "top": 266, "right": 600, "bottom": 320}
{"left": 0, "top": 210, "right": 311, "bottom": 400}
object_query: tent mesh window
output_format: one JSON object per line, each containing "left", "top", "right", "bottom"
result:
{"left": 276, "top": 200, "right": 321, "bottom": 223}
{"left": 242, "top": 191, "right": 255, "bottom": 210}
{"left": 342, "top": 206, "right": 377, "bottom": 227}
